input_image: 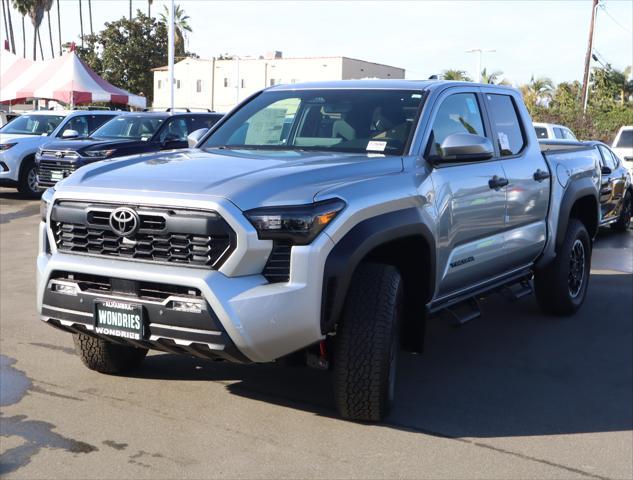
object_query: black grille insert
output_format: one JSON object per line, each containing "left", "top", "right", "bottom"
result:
{"left": 51, "top": 202, "right": 236, "bottom": 269}
{"left": 263, "top": 241, "right": 291, "bottom": 283}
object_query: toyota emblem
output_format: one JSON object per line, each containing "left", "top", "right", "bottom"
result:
{"left": 55, "top": 151, "right": 64, "bottom": 158}
{"left": 109, "top": 207, "right": 139, "bottom": 237}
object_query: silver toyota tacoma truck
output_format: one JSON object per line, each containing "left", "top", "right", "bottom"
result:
{"left": 37, "top": 80, "right": 602, "bottom": 421}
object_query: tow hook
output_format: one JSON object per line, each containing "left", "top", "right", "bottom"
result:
{"left": 307, "top": 340, "right": 330, "bottom": 370}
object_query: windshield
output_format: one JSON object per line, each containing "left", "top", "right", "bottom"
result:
{"left": 615, "top": 129, "right": 633, "bottom": 148}
{"left": 201, "top": 89, "right": 424, "bottom": 155}
{"left": 92, "top": 116, "right": 165, "bottom": 140}
{"left": 0, "top": 114, "right": 64, "bottom": 135}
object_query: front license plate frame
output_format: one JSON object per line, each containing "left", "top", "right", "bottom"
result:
{"left": 94, "top": 300, "right": 145, "bottom": 341}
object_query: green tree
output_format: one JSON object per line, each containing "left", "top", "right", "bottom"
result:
{"left": 481, "top": 68, "right": 508, "bottom": 85}
{"left": 159, "top": 4, "right": 191, "bottom": 56}
{"left": 520, "top": 76, "right": 554, "bottom": 114}
{"left": 442, "top": 69, "right": 471, "bottom": 81}
{"left": 75, "top": 11, "right": 169, "bottom": 104}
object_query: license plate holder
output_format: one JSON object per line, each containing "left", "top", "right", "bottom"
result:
{"left": 94, "top": 300, "right": 145, "bottom": 341}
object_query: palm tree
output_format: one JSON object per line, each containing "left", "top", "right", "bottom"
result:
{"left": 56, "top": 0, "right": 61, "bottom": 55}
{"left": 2, "top": 0, "right": 16, "bottom": 53}
{"left": 88, "top": 0, "right": 92, "bottom": 35}
{"left": 12, "top": 0, "right": 28, "bottom": 57}
{"left": 78, "top": 0, "right": 83, "bottom": 47}
{"left": 2, "top": 0, "right": 10, "bottom": 48}
{"left": 442, "top": 69, "right": 471, "bottom": 81}
{"left": 26, "top": 0, "right": 46, "bottom": 60}
{"left": 44, "top": 0, "right": 53, "bottom": 57}
{"left": 481, "top": 68, "right": 506, "bottom": 85}
{"left": 520, "top": 76, "right": 554, "bottom": 110}
{"left": 160, "top": 4, "right": 192, "bottom": 54}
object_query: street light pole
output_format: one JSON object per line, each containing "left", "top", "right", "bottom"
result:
{"left": 582, "top": 0, "right": 600, "bottom": 113}
{"left": 168, "top": 0, "right": 175, "bottom": 111}
{"left": 466, "top": 48, "right": 496, "bottom": 82}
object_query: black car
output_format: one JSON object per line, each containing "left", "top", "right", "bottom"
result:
{"left": 36, "top": 111, "right": 223, "bottom": 189}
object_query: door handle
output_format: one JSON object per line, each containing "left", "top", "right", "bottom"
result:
{"left": 533, "top": 169, "right": 550, "bottom": 182}
{"left": 488, "top": 175, "right": 509, "bottom": 190}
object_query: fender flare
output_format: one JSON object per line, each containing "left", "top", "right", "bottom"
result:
{"left": 555, "top": 177, "right": 599, "bottom": 250}
{"left": 321, "top": 208, "right": 436, "bottom": 334}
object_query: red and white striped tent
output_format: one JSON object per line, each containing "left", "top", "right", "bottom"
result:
{"left": 0, "top": 49, "right": 146, "bottom": 109}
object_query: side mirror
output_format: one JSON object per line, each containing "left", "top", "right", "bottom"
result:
{"left": 601, "top": 165, "right": 612, "bottom": 175}
{"left": 438, "top": 133, "right": 494, "bottom": 162}
{"left": 61, "top": 129, "right": 80, "bottom": 139}
{"left": 187, "top": 128, "right": 209, "bottom": 148}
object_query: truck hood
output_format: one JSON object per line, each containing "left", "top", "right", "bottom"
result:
{"left": 56, "top": 148, "right": 403, "bottom": 210}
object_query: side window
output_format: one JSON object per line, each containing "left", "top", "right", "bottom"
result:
{"left": 562, "top": 128, "right": 576, "bottom": 140}
{"left": 485, "top": 94, "right": 526, "bottom": 156}
{"left": 188, "top": 115, "right": 221, "bottom": 132}
{"left": 159, "top": 118, "right": 188, "bottom": 142}
{"left": 553, "top": 127, "right": 564, "bottom": 139}
{"left": 535, "top": 126, "right": 548, "bottom": 139}
{"left": 62, "top": 116, "right": 90, "bottom": 137}
{"left": 609, "top": 150, "right": 620, "bottom": 168}
{"left": 88, "top": 115, "right": 115, "bottom": 133}
{"left": 598, "top": 145, "right": 616, "bottom": 170}
{"left": 427, "top": 93, "right": 486, "bottom": 157}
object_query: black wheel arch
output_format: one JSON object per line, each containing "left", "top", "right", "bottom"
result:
{"left": 556, "top": 178, "right": 599, "bottom": 251}
{"left": 321, "top": 208, "right": 436, "bottom": 335}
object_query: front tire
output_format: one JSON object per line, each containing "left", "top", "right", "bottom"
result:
{"left": 333, "top": 263, "right": 403, "bottom": 421}
{"left": 534, "top": 219, "right": 591, "bottom": 316}
{"left": 73, "top": 333, "right": 148, "bottom": 374}
{"left": 611, "top": 191, "right": 631, "bottom": 232}
{"left": 17, "top": 157, "right": 41, "bottom": 198}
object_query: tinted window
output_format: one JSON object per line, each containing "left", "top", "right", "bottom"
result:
{"left": 88, "top": 115, "right": 116, "bottom": 133}
{"left": 615, "top": 129, "right": 633, "bottom": 148}
{"left": 0, "top": 114, "right": 64, "bottom": 135}
{"left": 598, "top": 145, "right": 617, "bottom": 170}
{"left": 62, "top": 116, "right": 90, "bottom": 137}
{"left": 486, "top": 94, "right": 525, "bottom": 156}
{"left": 427, "top": 93, "right": 485, "bottom": 157}
{"left": 561, "top": 128, "right": 577, "bottom": 140}
{"left": 202, "top": 89, "right": 424, "bottom": 155}
{"left": 189, "top": 115, "right": 222, "bottom": 132}
{"left": 159, "top": 118, "right": 188, "bottom": 142}
{"left": 535, "top": 126, "right": 548, "bottom": 138}
{"left": 92, "top": 116, "right": 165, "bottom": 140}
{"left": 553, "top": 127, "right": 564, "bottom": 139}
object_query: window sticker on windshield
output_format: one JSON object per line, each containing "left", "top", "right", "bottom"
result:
{"left": 411, "top": 94, "right": 422, "bottom": 99}
{"left": 498, "top": 131, "right": 510, "bottom": 151}
{"left": 466, "top": 97, "right": 478, "bottom": 114}
{"left": 367, "top": 141, "right": 387, "bottom": 152}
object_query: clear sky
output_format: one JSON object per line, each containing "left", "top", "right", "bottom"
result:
{"left": 2, "top": 0, "right": 632, "bottom": 85}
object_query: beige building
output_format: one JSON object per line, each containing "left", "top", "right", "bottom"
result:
{"left": 152, "top": 53, "right": 405, "bottom": 112}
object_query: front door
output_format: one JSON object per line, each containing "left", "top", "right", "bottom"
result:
{"left": 597, "top": 144, "right": 621, "bottom": 223}
{"left": 425, "top": 90, "right": 508, "bottom": 297}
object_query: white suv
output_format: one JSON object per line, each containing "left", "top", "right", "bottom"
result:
{"left": 533, "top": 122, "right": 577, "bottom": 140}
{"left": 612, "top": 126, "right": 633, "bottom": 175}
{"left": 0, "top": 110, "right": 118, "bottom": 197}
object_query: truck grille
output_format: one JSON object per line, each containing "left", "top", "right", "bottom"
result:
{"left": 37, "top": 160, "right": 78, "bottom": 188}
{"left": 51, "top": 202, "right": 236, "bottom": 269}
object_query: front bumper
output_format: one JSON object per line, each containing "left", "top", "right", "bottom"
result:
{"left": 37, "top": 210, "right": 332, "bottom": 362}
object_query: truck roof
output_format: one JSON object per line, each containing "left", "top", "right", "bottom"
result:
{"left": 268, "top": 79, "right": 517, "bottom": 92}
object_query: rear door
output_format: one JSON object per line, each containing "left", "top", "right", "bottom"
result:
{"left": 482, "top": 90, "right": 550, "bottom": 267}
{"left": 424, "top": 88, "right": 509, "bottom": 297}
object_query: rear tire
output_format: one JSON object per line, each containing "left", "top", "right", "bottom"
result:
{"left": 17, "top": 157, "right": 41, "bottom": 198}
{"left": 611, "top": 191, "right": 631, "bottom": 232}
{"left": 534, "top": 219, "right": 591, "bottom": 316}
{"left": 333, "top": 263, "right": 403, "bottom": 421}
{"left": 73, "top": 333, "right": 148, "bottom": 374}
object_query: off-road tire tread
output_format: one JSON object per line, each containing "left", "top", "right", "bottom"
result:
{"left": 534, "top": 219, "right": 590, "bottom": 316}
{"left": 334, "top": 263, "right": 402, "bottom": 421}
{"left": 73, "top": 333, "right": 148, "bottom": 374}
{"left": 612, "top": 191, "right": 631, "bottom": 232}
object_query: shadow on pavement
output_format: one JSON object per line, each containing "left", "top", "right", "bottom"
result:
{"left": 128, "top": 271, "right": 633, "bottom": 439}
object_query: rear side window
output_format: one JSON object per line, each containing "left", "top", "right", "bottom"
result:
{"left": 615, "top": 129, "right": 633, "bottom": 148}
{"left": 561, "top": 128, "right": 576, "bottom": 140}
{"left": 188, "top": 115, "right": 222, "bottom": 132}
{"left": 485, "top": 94, "right": 525, "bottom": 156}
{"left": 89, "top": 115, "right": 116, "bottom": 133}
{"left": 535, "top": 126, "right": 548, "bottom": 138}
{"left": 427, "top": 93, "right": 486, "bottom": 157}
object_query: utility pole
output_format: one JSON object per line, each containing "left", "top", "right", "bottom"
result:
{"left": 581, "top": 0, "right": 600, "bottom": 113}
{"left": 466, "top": 48, "right": 495, "bottom": 82}
{"left": 168, "top": 0, "right": 174, "bottom": 111}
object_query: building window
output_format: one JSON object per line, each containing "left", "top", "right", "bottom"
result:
{"left": 224, "top": 78, "right": 229, "bottom": 87}
{"left": 158, "top": 80, "right": 162, "bottom": 89}
{"left": 196, "top": 79, "right": 202, "bottom": 92}
{"left": 176, "top": 79, "right": 181, "bottom": 89}
{"left": 241, "top": 79, "right": 245, "bottom": 89}
{"left": 269, "top": 79, "right": 275, "bottom": 87}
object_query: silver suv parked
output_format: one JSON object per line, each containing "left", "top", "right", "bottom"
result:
{"left": 37, "top": 81, "right": 605, "bottom": 421}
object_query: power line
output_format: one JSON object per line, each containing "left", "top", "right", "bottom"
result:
{"left": 600, "top": 3, "right": 633, "bottom": 34}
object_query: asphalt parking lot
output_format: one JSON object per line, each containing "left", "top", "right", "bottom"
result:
{"left": 1, "top": 189, "right": 631, "bottom": 480}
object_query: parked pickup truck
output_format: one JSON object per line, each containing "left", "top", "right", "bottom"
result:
{"left": 37, "top": 81, "right": 602, "bottom": 421}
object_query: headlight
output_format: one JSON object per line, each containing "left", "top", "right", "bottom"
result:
{"left": 83, "top": 149, "right": 115, "bottom": 158}
{"left": 0, "top": 143, "right": 16, "bottom": 151}
{"left": 244, "top": 198, "right": 346, "bottom": 245}
{"left": 40, "top": 187, "right": 55, "bottom": 222}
